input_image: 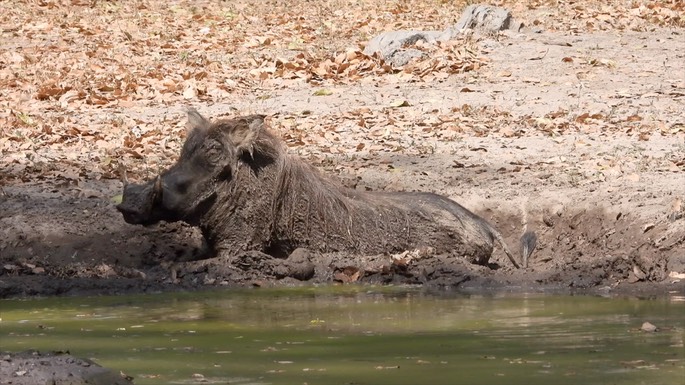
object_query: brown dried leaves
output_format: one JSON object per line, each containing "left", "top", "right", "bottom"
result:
{"left": 0, "top": 0, "right": 683, "bottom": 184}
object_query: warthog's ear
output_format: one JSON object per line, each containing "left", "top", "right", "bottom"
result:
{"left": 186, "top": 108, "right": 210, "bottom": 134}
{"left": 227, "top": 115, "right": 265, "bottom": 158}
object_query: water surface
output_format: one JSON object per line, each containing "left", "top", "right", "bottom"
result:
{"left": 1, "top": 287, "right": 683, "bottom": 385}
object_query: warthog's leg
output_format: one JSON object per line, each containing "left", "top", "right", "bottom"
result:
{"left": 230, "top": 249, "right": 315, "bottom": 281}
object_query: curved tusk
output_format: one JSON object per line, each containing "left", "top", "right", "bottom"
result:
{"left": 118, "top": 164, "right": 129, "bottom": 186}
{"left": 152, "top": 175, "right": 163, "bottom": 204}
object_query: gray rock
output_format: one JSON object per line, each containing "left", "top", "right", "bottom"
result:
{"left": 363, "top": 5, "right": 523, "bottom": 67}
{"left": 452, "top": 4, "right": 523, "bottom": 34}
{"left": 363, "top": 30, "right": 444, "bottom": 66}
{"left": 641, "top": 321, "right": 658, "bottom": 332}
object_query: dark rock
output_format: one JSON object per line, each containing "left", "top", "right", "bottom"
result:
{"left": 452, "top": 4, "right": 523, "bottom": 34}
{"left": 363, "top": 30, "right": 445, "bottom": 67}
{"left": 0, "top": 350, "right": 134, "bottom": 385}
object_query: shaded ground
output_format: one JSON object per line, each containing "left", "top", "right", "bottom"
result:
{"left": 1, "top": 1, "right": 684, "bottom": 298}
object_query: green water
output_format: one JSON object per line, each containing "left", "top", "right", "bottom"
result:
{"left": 1, "top": 287, "right": 683, "bottom": 385}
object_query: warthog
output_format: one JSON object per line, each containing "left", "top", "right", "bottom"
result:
{"left": 117, "top": 109, "right": 526, "bottom": 271}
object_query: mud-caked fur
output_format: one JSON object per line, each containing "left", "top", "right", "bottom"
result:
{"left": 118, "top": 109, "right": 521, "bottom": 268}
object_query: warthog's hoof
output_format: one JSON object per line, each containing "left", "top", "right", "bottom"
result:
{"left": 272, "top": 248, "right": 316, "bottom": 281}
{"left": 285, "top": 248, "right": 316, "bottom": 281}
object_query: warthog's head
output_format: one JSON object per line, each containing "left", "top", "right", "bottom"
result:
{"left": 116, "top": 109, "right": 269, "bottom": 226}
{"left": 116, "top": 175, "right": 164, "bottom": 226}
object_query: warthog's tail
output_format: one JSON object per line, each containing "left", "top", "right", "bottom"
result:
{"left": 482, "top": 220, "right": 538, "bottom": 269}
{"left": 520, "top": 231, "right": 537, "bottom": 268}
{"left": 490, "top": 228, "right": 537, "bottom": 269}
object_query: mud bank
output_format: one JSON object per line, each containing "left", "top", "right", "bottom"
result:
{"left": 1, "top": 143, "right": 683, "bottom": 299}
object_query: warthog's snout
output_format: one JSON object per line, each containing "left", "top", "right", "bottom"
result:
{"left": 116, "top": 176, "right": 163, "bottom": 226}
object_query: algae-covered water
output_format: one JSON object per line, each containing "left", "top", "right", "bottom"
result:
{"left": 1, "top": 287, "right": 683, "bottom": 385}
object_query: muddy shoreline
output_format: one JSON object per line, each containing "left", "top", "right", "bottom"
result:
{"left": 2, "top": 164, "right": 683, "bottom": 300}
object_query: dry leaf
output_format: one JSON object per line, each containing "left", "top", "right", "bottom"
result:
{"left": 389, "top": 99, "right": 410, "bottom": 108}
{"left": 313, "top": 89, "right": 333, "bottom": 96}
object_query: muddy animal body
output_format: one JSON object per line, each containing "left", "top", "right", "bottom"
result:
{"left": 117, "top": 109, "right": 522, "bottom": 268}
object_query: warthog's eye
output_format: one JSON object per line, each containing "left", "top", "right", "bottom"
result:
{"left": 204, "top": 140, "right": 224, "bottom": 165}
{"left": 175, "top": 179, "right": 191, "bottom": 194}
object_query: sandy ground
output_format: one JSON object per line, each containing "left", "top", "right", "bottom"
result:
{"left": 1, "top": 7, "right": 684, "bottom": 298}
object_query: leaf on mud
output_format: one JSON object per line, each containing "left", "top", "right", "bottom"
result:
{"left": 575, "top": 113, "right": 589, "bottom": 123}
{"left": 625, "top": 173, "right": 640, "bottom": 182}
{"left": 389, "top": 99, "right": 410, "bottom": 108}
{"left": 642, "top": 223, "right": 655, "bottom": 233}
{"left": 668, "top": 198, "right": 683, "bottom": 221}
{"left": 620, "top": 360, "right": 648, "bottom": 368}
{"left": 668, "top": 271, "right": 685, "bottom": 280}
{"left": 183, "top": 86, "right": 196, "bottom": 99}
{"left": 3, "top": 264, "right": 20, "bottom": 272}
{"left": 499, "top": 126, "right": 515, "bottom": 137}
{"left": 58, "top": 90, "right": 81, "bottom": 107}
{"left": 595, "top": 58, "right": 616, "bottom": 68}
{"left": 312, "top": 89, "right": 333, "bottom": 96}
{"left": 632, "top": 265, "right": 647, "bottom": 281}
{"left": 528, "top": 49, "right": 549, "bottom": 60}
{"left": 333, "top": 266, "right": 360, "bottom": 283}
{"left": 36, "top": 84, "right": 69, "bottom": 100}
{"left": 15, "top": 112, "right": 34, "bottom": 126}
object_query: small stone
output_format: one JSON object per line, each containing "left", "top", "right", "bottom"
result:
{"left": 632, "top": 265, "right": 647, "bottom": 281}
{"left": 286, "top": 248, "right": 316, "bottom": 281}
{"left": 641, "top": 322, "right": 658, "bottom": 332}
{"left": 3, "top": 264, "right": 19, "bottom": 272}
